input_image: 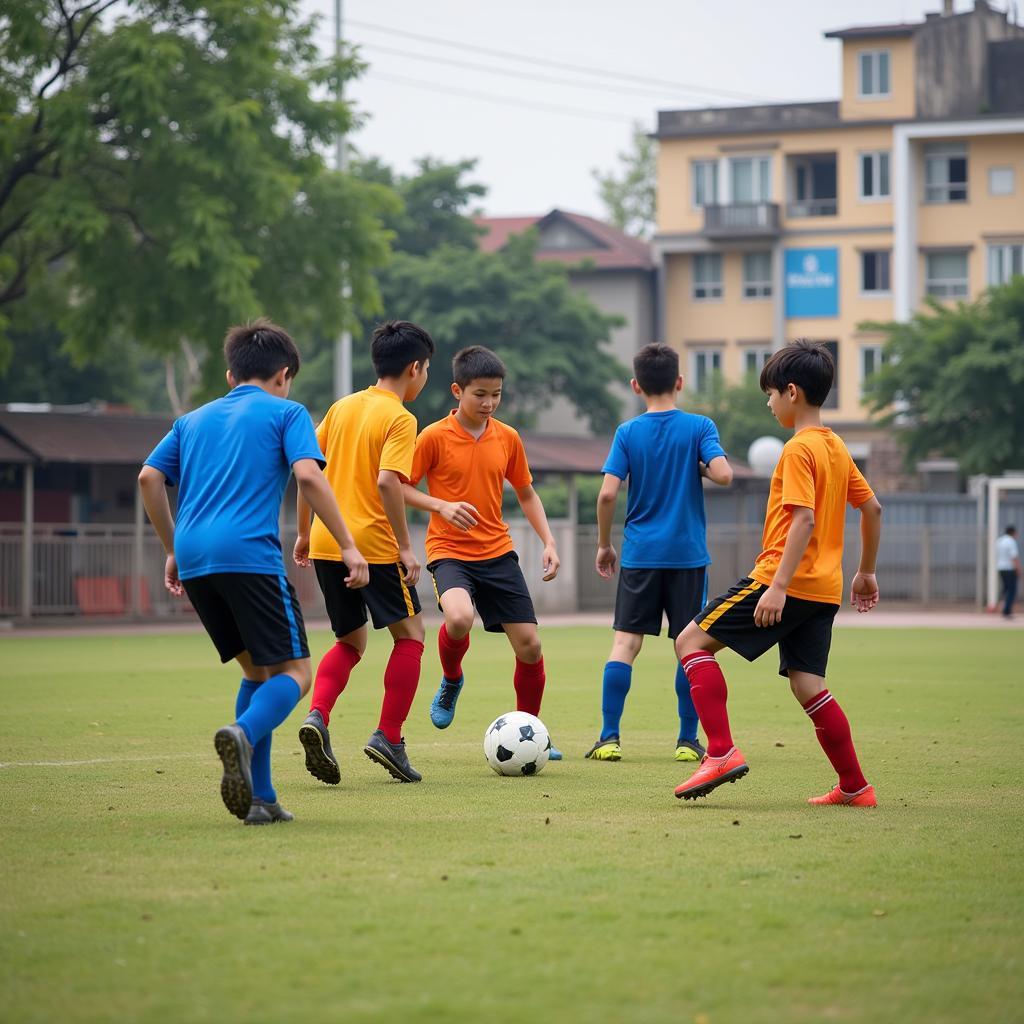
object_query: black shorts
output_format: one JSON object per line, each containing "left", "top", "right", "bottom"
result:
{"left": 695, "top": 576, "right": 840, "bottom": 678}
{"left": 314, "top": 559, "right": 421, "bottom": 636}
{"left": 183, "top": 572, "right": 309, "bottom": 666}
{"left": 428, "top": 552, "right": 536, "bottom": 633}
{"left": 614, "top": 566, "right": 707, "bottom": 640}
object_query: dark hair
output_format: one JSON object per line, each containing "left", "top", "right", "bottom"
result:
{"left": 759, "top": 339, "right": 834, "bottom": 407}
{"left": 633, "top": 343, "right": 679, "bottom": 396}
{"left": 1007, "top": 525, "right": 1017, "bottom": 535}
{"left": 223, "top": 318, "right": 300, "bottom": 383}
{"left": 452, "top": 346, "right": 506, "bottom": 387}
{"left": 371, "top": 320, "right": 435, "bottom": 378}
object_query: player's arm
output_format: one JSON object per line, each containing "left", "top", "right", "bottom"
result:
{"left": 138, "top": 465, "right": 183, "bottom": 597}
{"left": 514, "top": 484, "right": 559, "bottom": 582}
{"left": 700, "top": 456, "right": 733, "bottom": 486}
{"left": 292, "top": 459, "right": 369, "bottom": 588}
{"left": 378, "top": 470, "right": 420, "bottom": 586}
{"left": 850, "top": 495, "right": 882, "bottom": 613}
{"left": 401, "top": 482, "right": 479, "bottom": 532}
{"left": 754, "top": 505, "right": 815, "bottom": 627}
{"left": 595, "top": 473, "right": 621, "bottom": 579}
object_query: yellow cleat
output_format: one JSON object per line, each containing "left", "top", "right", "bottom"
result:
{"left": 584, "top": 738, "right": 622, "bottom": 761}
{"left": 674, "top": 739, "right": 706, "bottom": 762}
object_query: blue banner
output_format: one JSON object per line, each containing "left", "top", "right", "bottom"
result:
{"left": 784, "top": 247, "right": 839, "bottom": 318}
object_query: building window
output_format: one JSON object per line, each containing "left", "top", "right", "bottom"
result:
{"left": 925, "top": 251, "right": 969, "bottom": 297}
{"left": 861, "top": 344, "right": 888, "bottom": 389}
{"left": 988, "top": 244, "right": 1024, "bottom": 286}
{"left": 693, "top": 253, "right": 723, "bottom": 300}
{"left": 689, "top": 348, "right": 723, "bottom": 393}
{"left": 823, "top": 340, "right": 839, "bottom": 409}
{"left": 692, "top": 160, "right": 719, "bottom": 208}
{"left": 742, "top": 252, "right": 772, "bottom": 297}
{"left": 743, "top": 347, "right": 773, "bottom": 375}
{"left": 860, "top": 151, "right": 891, "bottom": 199}
{"left": 857, "top": 50, "right": 891, "bottom": 98}
{"left": 989, "top": 166, "right": 1015, "bottom": 197}
{"left": 788, "top": 154, "right": 837, "bottom": 217}
{"left": 924, "top": 144, "right": 968, "bottom": 203}
{"left": 861, "top": 250, "right": 891, "bottom": 294}
{"left": 729, "top": 156, "right": 771, "bottom": 203}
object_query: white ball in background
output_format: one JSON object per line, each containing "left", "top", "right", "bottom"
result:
{"left": 747, "top": 435, "right": 786, "bottom": 476}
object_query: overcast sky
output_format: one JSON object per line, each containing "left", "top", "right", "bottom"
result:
{"left": 299, "top": 0, "right": 1008, "bottom": 219}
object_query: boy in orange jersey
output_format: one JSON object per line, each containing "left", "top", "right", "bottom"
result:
{"left": 674, "top": 340, "right": 883, "bottom": 807}
{"left": 402, "top": 346, "right": 563, "bottom": 758}
{"left": 294, "top": 321, "right": 434, "bottom": 784}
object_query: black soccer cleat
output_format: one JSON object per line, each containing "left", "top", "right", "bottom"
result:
{"left": 214, "top": 723, "right": 254, "bottom": 820}
{"left": 298, "top": 709, "right": 341, "bottom": 785}
{"left": 244, "top": 798, "right": 295, "bottom": 826}
{"left": 363, "top": 729, "right": 422, "bottom": 783}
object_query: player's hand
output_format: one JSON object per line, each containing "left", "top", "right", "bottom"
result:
{"left": 754, "top": 583, "right": 786, "bottom": 627}
{"left": 541, "top": 544, "right": 560, "bottom": 582}
{"left": 439, "top": 501, "right": 479, "bottom": 532}
{"left": 293, "top": 534, "right": 311, "bottom": 568}
{"left": 850, "top": 572, "right": 879, "bottom": 613}
{"left": 595, "top": 545, "right": 617, "bottom": 579}
{"left": 341, "top": 545, "right": 370, "bottom": 589}
{"left": 164, "top": 554, "right": 183, "bottom": 597}
{"left": 398, "top": 545, "right": 421, "bottom": 587}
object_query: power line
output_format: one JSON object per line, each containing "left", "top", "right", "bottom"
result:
{"left": 343, "top": 17, "right": 775, "bottom": 104}
{"left": 365, "top": 71, "right": 639, "bottom": 124}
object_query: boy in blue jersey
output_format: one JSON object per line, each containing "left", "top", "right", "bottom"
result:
{"left": 585, "top": 343, "right": 732, "bottom": 762}
{"left": 139, "top": 319, "right": 369, "bottom": 824}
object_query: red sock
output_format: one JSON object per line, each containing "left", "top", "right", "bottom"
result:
{"left": 438, "top": 623, "right": 470, "bottom": 681}
{"left": 378, "top": 638, "right": 424, "bottom": 744}
{"left": 680, "top": 652, "right": 733, "bottom": 758}
{"left": 310, "top": 641, "right": 361, "bottom": 726}
{"left": 803, "top": 690, "right": 868, "bottom": 793}
{"left": 513, "top": 656, "right": 545, "bottom": 716}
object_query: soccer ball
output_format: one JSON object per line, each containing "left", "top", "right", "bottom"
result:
{"left": 483, "top": 712, "right": 551, "bottom": 776}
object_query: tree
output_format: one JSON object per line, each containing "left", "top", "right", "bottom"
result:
{"left": 592, "top": 123, "right": 656, "bottom": 239}
{"left": 0, "top": 0, "right": 397, "bottom": 410}
{"left": 862, "top": 278, "right": 1024, "bottom": 476}
{"left": 685, "top": 372, "right": 787, "bottom": 463}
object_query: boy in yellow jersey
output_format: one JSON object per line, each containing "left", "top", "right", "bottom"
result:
{"left": 294, "top": 321, "right": 434, "bottom": 784}
{"left": 674, "top": 340, "right": 883, "bottom": 806}
{"left": 402, "top": 346, "right": 563, "bottom": 758}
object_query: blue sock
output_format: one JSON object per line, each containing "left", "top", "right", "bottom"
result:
{"left": 676, "top": 661, "right": 699, "bottom": 744}
{"left": 235, "top": 680, "right": 276, "bottom": 804}
{"left": 236, "top": 673, "right": 301, "bottom": 753}
{"left": 601, "top": 661, "right": 632, "bottom": 740}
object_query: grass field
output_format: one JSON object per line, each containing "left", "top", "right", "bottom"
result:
{"left": 1, "top": 626, "right": 1022, "bottom": 1024}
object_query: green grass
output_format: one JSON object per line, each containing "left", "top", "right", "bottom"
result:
{"left": 1, "top": 627, "right": 1022, "bottom": 1024}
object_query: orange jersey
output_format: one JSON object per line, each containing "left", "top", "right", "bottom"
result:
{"left": 751, "top": 427, "right": 874, "bottom": 604}
{"left": 410, "top": 412, "right": 533, "bottom": 563}
{"left": 309, "top": 386, "right": 416, "bottom": 564}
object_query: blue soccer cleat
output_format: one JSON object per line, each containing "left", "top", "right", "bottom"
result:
{"left": 429, "top": 675, "right": 464, "bottom": 729}
{"left": 547, "top": 739, "right": 563, "bottom": 761}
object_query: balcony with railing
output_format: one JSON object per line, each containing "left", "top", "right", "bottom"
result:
{"left": 786, "top": 153, "right": 837, "bottom": 219}
{"left": 701, "top": 203, "right": 780, "bottom": 238}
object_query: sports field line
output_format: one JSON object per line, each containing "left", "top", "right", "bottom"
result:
{"left": 0, "top": 752, "right": 206, "bottom": 769}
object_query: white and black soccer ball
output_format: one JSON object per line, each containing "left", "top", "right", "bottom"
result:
{"left": 483, "top": 711, "right": 551, "bottom": 776}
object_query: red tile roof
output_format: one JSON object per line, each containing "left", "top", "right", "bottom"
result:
{"left": 475, "top": 209, "right": 653, "bottom": 271}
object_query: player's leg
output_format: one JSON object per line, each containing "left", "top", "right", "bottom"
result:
{"left": 586, "top": 631, "right": 642, "bottom": 760}
{"left": 362, "top": 564, "right": 425, "bottom": 782}
{"left": 501, "top": 621, "right": 562, "bottom": 761}
{"left": 780, "top": 609, "right": 875, "bottom": 807}
{"left": 665, "top": 568, "right": 709, "bottom": 762}
{"left": 429, "top": 562, "right": 476, "bottom": 728}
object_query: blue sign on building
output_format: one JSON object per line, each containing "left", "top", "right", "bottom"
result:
{"left": 784, "top": 247, "right": 839, "bottom": 318}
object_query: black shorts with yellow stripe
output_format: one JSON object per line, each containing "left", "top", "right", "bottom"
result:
{"left": 695, "top": 576, "right": 840, "bottom": 678}
{"left": 313, "top": 558, "right": 421, "bottom": 636}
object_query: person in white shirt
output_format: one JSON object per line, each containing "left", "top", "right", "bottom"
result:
{"left": 995, "top": 525, "right": 1020, "bottom": 619}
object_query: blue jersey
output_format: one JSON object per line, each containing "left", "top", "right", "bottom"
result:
{"left": 145, "top": 385, "right": 324, "bottom": 580}
{"left": 602, "top": 410, "right": 725, "bottom": 569}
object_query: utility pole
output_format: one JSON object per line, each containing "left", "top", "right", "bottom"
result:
{"left": 333, "top": 0, "right": 353, "bottom": 399}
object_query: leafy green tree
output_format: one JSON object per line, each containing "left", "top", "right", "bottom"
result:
{"left": 0, "top": 0, "right": 396, "bottom": 410}
{"left": 685, "top": 372, "right": 787, "bottom": 463}
{"left": 862, "top": 279, "right": 1024, "bottom": 475}
{"left": 592, "top": 123, "right": 656, "bottom": 239}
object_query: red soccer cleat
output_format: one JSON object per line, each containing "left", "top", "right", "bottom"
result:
{"left": 808, "top": 784, "right": 877, "bottom": 807}
{"left": 674, "top": 746, "right": 749, "bottom": 800}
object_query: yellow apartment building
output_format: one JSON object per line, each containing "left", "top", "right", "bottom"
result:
{"left": 653, "top": 0, "right": 1024, "bottom": 481}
